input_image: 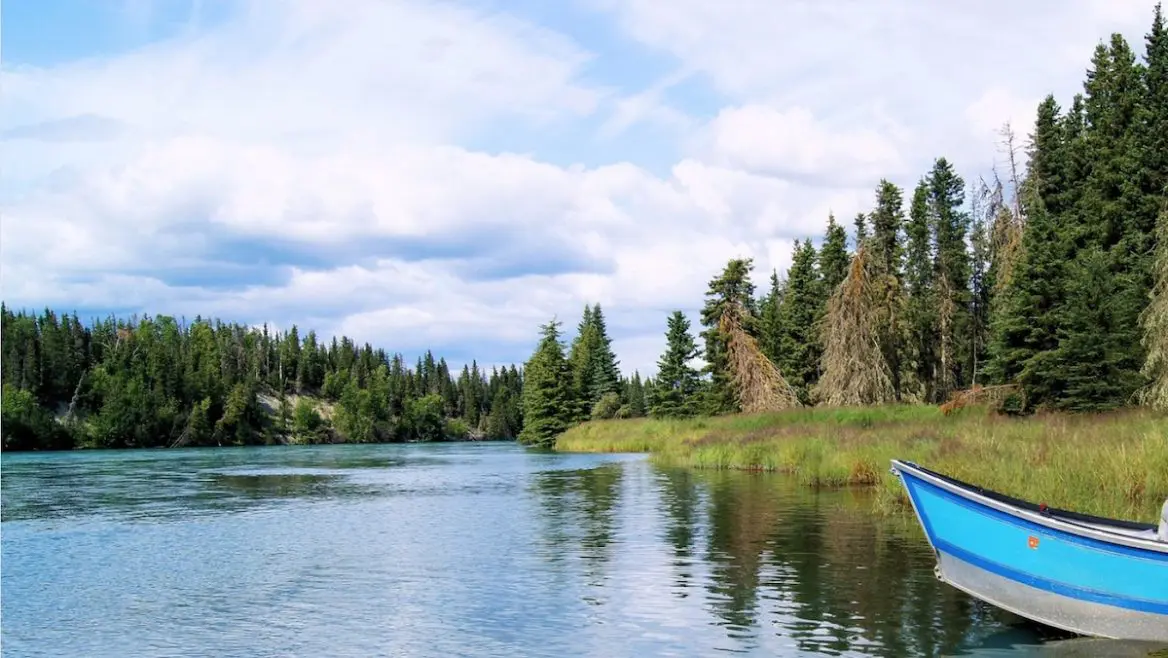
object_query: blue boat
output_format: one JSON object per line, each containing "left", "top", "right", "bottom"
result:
{"left": 890, "top": 459, "right": 1168, "bottom": 642}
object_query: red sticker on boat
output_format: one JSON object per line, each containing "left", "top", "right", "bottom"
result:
{"left": 1028, "top": 535, "right": 1039, "bottom": 549}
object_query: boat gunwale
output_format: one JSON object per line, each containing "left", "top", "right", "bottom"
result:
{"left": 890, "top": 459, "right": 1168, "bottom": 555}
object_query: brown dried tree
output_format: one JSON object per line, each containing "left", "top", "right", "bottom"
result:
{"left": 815, "top": 244, "right": 897, "bottom": 406}
{"left": 718, "top": 300, "right": 801, "bottom": 412}
{"left": 1139, "top": 201, "right": 1168, "bottom": 410}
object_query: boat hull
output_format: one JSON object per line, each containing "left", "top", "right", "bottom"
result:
{"left": 891, "top": 460, "right": 1168, "bottom": 642}
{"left": 937, "top": 549, "right": 1167, "bottom": 641}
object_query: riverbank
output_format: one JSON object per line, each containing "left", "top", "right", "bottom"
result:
{"left": 554, "top": 405, "right": 1168, "bottom": 522}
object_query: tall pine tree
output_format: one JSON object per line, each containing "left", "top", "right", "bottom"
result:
{"left": 588, "top": 304, "right": 621, "bottom": 402}
{"left": 870, "top": 180, "right": 905, "bottom": 279}
{"left": 758, "top": 270, "right": 786, "bottom": 366}
{"left": 699, "top": 258, "right": 758, "bottom": 414}
{"left": 928, "top": 157, "right": 971, "bottom": 402}
{"left": 518, "top": 319, "right": 575, "bottom": 447}
{"left": 819, "top": 214, "right": 851, "bottom": 295}
{"left": 904, "top": 179, "right": 936, "bottom": 402}
{"left": 650, "top": 311, "right": 702, "bottom": 418}
{"left": 777, "top": 240, "right": 822, "bottom": 403}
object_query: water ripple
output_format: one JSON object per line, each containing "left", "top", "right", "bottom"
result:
{"left": 2, "top": 443, "right": 1145, "bottom": 657}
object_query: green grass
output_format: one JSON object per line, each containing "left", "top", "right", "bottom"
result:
{"left": 555, "top": 405, "right": 1168, "bottom": 522}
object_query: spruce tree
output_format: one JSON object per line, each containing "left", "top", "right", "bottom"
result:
{"left": 567, "top": 303, "right": 623, "bottom": 420}
{"left": 819, "top": 214, "right": 850, "bottom": 295}
{"left": 1052, "top": 247, "right": 1146, "bottom": 410}
{"left": 588, "top": 304, "right": 621, "bottom": 402}
{"left": 626, "top": 371, "right": 648, "bottom": 417}
{"left": 1144, "top": 5, "right": 1168, "bottom": 202}
{"left": 868, "top": 180, "right": 908, "bottom": 397}
{"left": 870, "top": 179, "right": 905, "bottom": 279}
{"left": 986, "top": 98, "right": 1070, "bottom": 403}
{"left": 777, "top": 240, "right": 822, "bottom": 403}
{"left": 758, "top": 270, "right": 786, "bottom": 366}
{"left": 853, "top": 213, "right": 869, "bottom": 245}
{"left": 1054, "top": 34, "right": 1151, "bottom": 409}
{"left": 928, "top": 157, "right": 971, "bottom": 401}
{"left": 650, "top": 311, "right": 702, "bottom": 418}
{"left": 699, "top": 258, "right": 758, "bottom": 414}
{"left": 904, "top": 178, "right": 936, "bottom": 402}
{"left": 568, "top": 305, "right": 596, "bottom": 421}
{"left": 518, "top": 319, "right": 575, "bottom": 447}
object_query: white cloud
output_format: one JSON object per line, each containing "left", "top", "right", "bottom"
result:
{"left": 1, "top": 140, "right": 838, "bottom": 372}
{"left": 2, "top": 0, "right": 1159, "bottom": 377}
{"left": 1, "top": 0, "right": 600, "bottom": 155}
{"left": 590, "top": 0, "right": 1158, "bottom": 168}
{"left": 597, "top": 68, "right": 697, "bottom": 137}
{"left": 696, "top": 105, "right": 907, "bottom": 185}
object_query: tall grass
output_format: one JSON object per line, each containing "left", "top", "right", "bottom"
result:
{"left": 555, "top": 405, "right": 1168, "bottom": 522}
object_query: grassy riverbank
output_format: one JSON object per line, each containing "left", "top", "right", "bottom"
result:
{"left": 555, "top": 405, "right": 1168, "bottom": 522}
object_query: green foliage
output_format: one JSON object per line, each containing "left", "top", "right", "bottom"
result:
{"left": 292, "top": 398, "right": 328, "bottom": 444}
{"left": 0, "top": 308, "right": 525, "bottom": 450}
{"left": 927, "top": 157, "right": 972, "bottom": 402}
{"left": 515, "top": 10, "right": 1167, "bottom": 432}
{"left": 699, "top": 258, "right": 759, "bottom": 414}
{"left": 403, "top": 394, "right": 447, "bottom": 442}
{"left": 818, "top": 214, "right": 850, "bottom": 295}
{"left": 650, "top": 311, "right": 702, "bottom": 418}
{"left": 618, "top": 371, "right": 648, "bottom": 418}
{"left": 1, "top": 384, "right": 72, "bottom": 450}
{"left": 591, "top": 392, "right": 622, "bottom": 420}
{"left": 989, "top": 20, "right": 1166, "bottom": 411}
{"left": 904, "top": 178, "right": 936, "bottom": 402}
{"left": 484, "top": 382, "right": 523, "bottom": 440}
{"left": 1052, "top": 248, "right": 1147, "bottom": 410}
{"left": 776, "top": 241, "right": 822, "bottom": 403}
{"left": 853, "top": 213, "right": 868, "bottom": 244}
{"left": 556, "top": 405, "right": 1168, "bottom": 523}
{"left": 444, "top": 417, "right": 471, "bottom": 441}
{"left": 567, "top": 304, "right": 621, "bottom": 422}
{"left": 518, "top": 320, "right": 576, "bottom": 448}
{"left": 869, "top": 179, "right": 905, "bottom": 279}
{"left": 334, "top": 378, "right": 376, "bottom": 443}
{"left": 757, "top": 270, "right": 785, "bottom": 366}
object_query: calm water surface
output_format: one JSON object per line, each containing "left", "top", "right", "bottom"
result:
{"left": 1, "top": 443, "right": 1159, "bottom": 657}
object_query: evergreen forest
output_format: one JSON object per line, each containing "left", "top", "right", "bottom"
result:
{"left": 515, "top": 8, "right": 1168, "bottom": 446}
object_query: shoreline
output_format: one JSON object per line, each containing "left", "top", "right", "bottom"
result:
{"left": 553, "top": 405, "right": 1168, "bottom": 523}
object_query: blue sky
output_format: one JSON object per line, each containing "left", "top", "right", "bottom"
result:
{"left": 0, "top": 0, "right": 1159, "bottom": 376}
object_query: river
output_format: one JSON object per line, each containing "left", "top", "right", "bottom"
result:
{"left": 1, "top": 443, "right": 1159, "bottom": 657}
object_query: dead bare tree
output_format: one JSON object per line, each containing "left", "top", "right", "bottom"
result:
{"left": 936, "top": 272, "right": 957, "bottom": 403}
{"left": 998, "top": 122, "right": 1024, "bottom": 223}
{"left": 718, "top": 300, "right": 801, "bottom": 412}
{"left": 992, "top": 123, "right": 1027, "bottom": 294}
{"left": 815, "top": 245, "right": 896, "bottom": 406}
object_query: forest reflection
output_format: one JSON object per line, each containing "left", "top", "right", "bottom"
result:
{"left": 531, "top": 461, "right": 1030, "bottom": 657}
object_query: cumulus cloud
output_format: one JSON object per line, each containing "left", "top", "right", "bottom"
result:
{"left": 2, "top": 0, "right": 1159, "bottom": 377}
{"left": 696, "top": 105, "right": 907, "bottom": 185}
{"left": 589, "top": 0, "right": 1157, "bottom": 167}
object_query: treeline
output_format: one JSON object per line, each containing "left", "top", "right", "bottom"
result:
{"left": 517, "top": 304, "right": 653, "bottom": 447}
{"left": 0, "top": 308, "right": 533, "bottom": 450}
{"left": 517, "top": 7, "right": 1168, "bottom": 445}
